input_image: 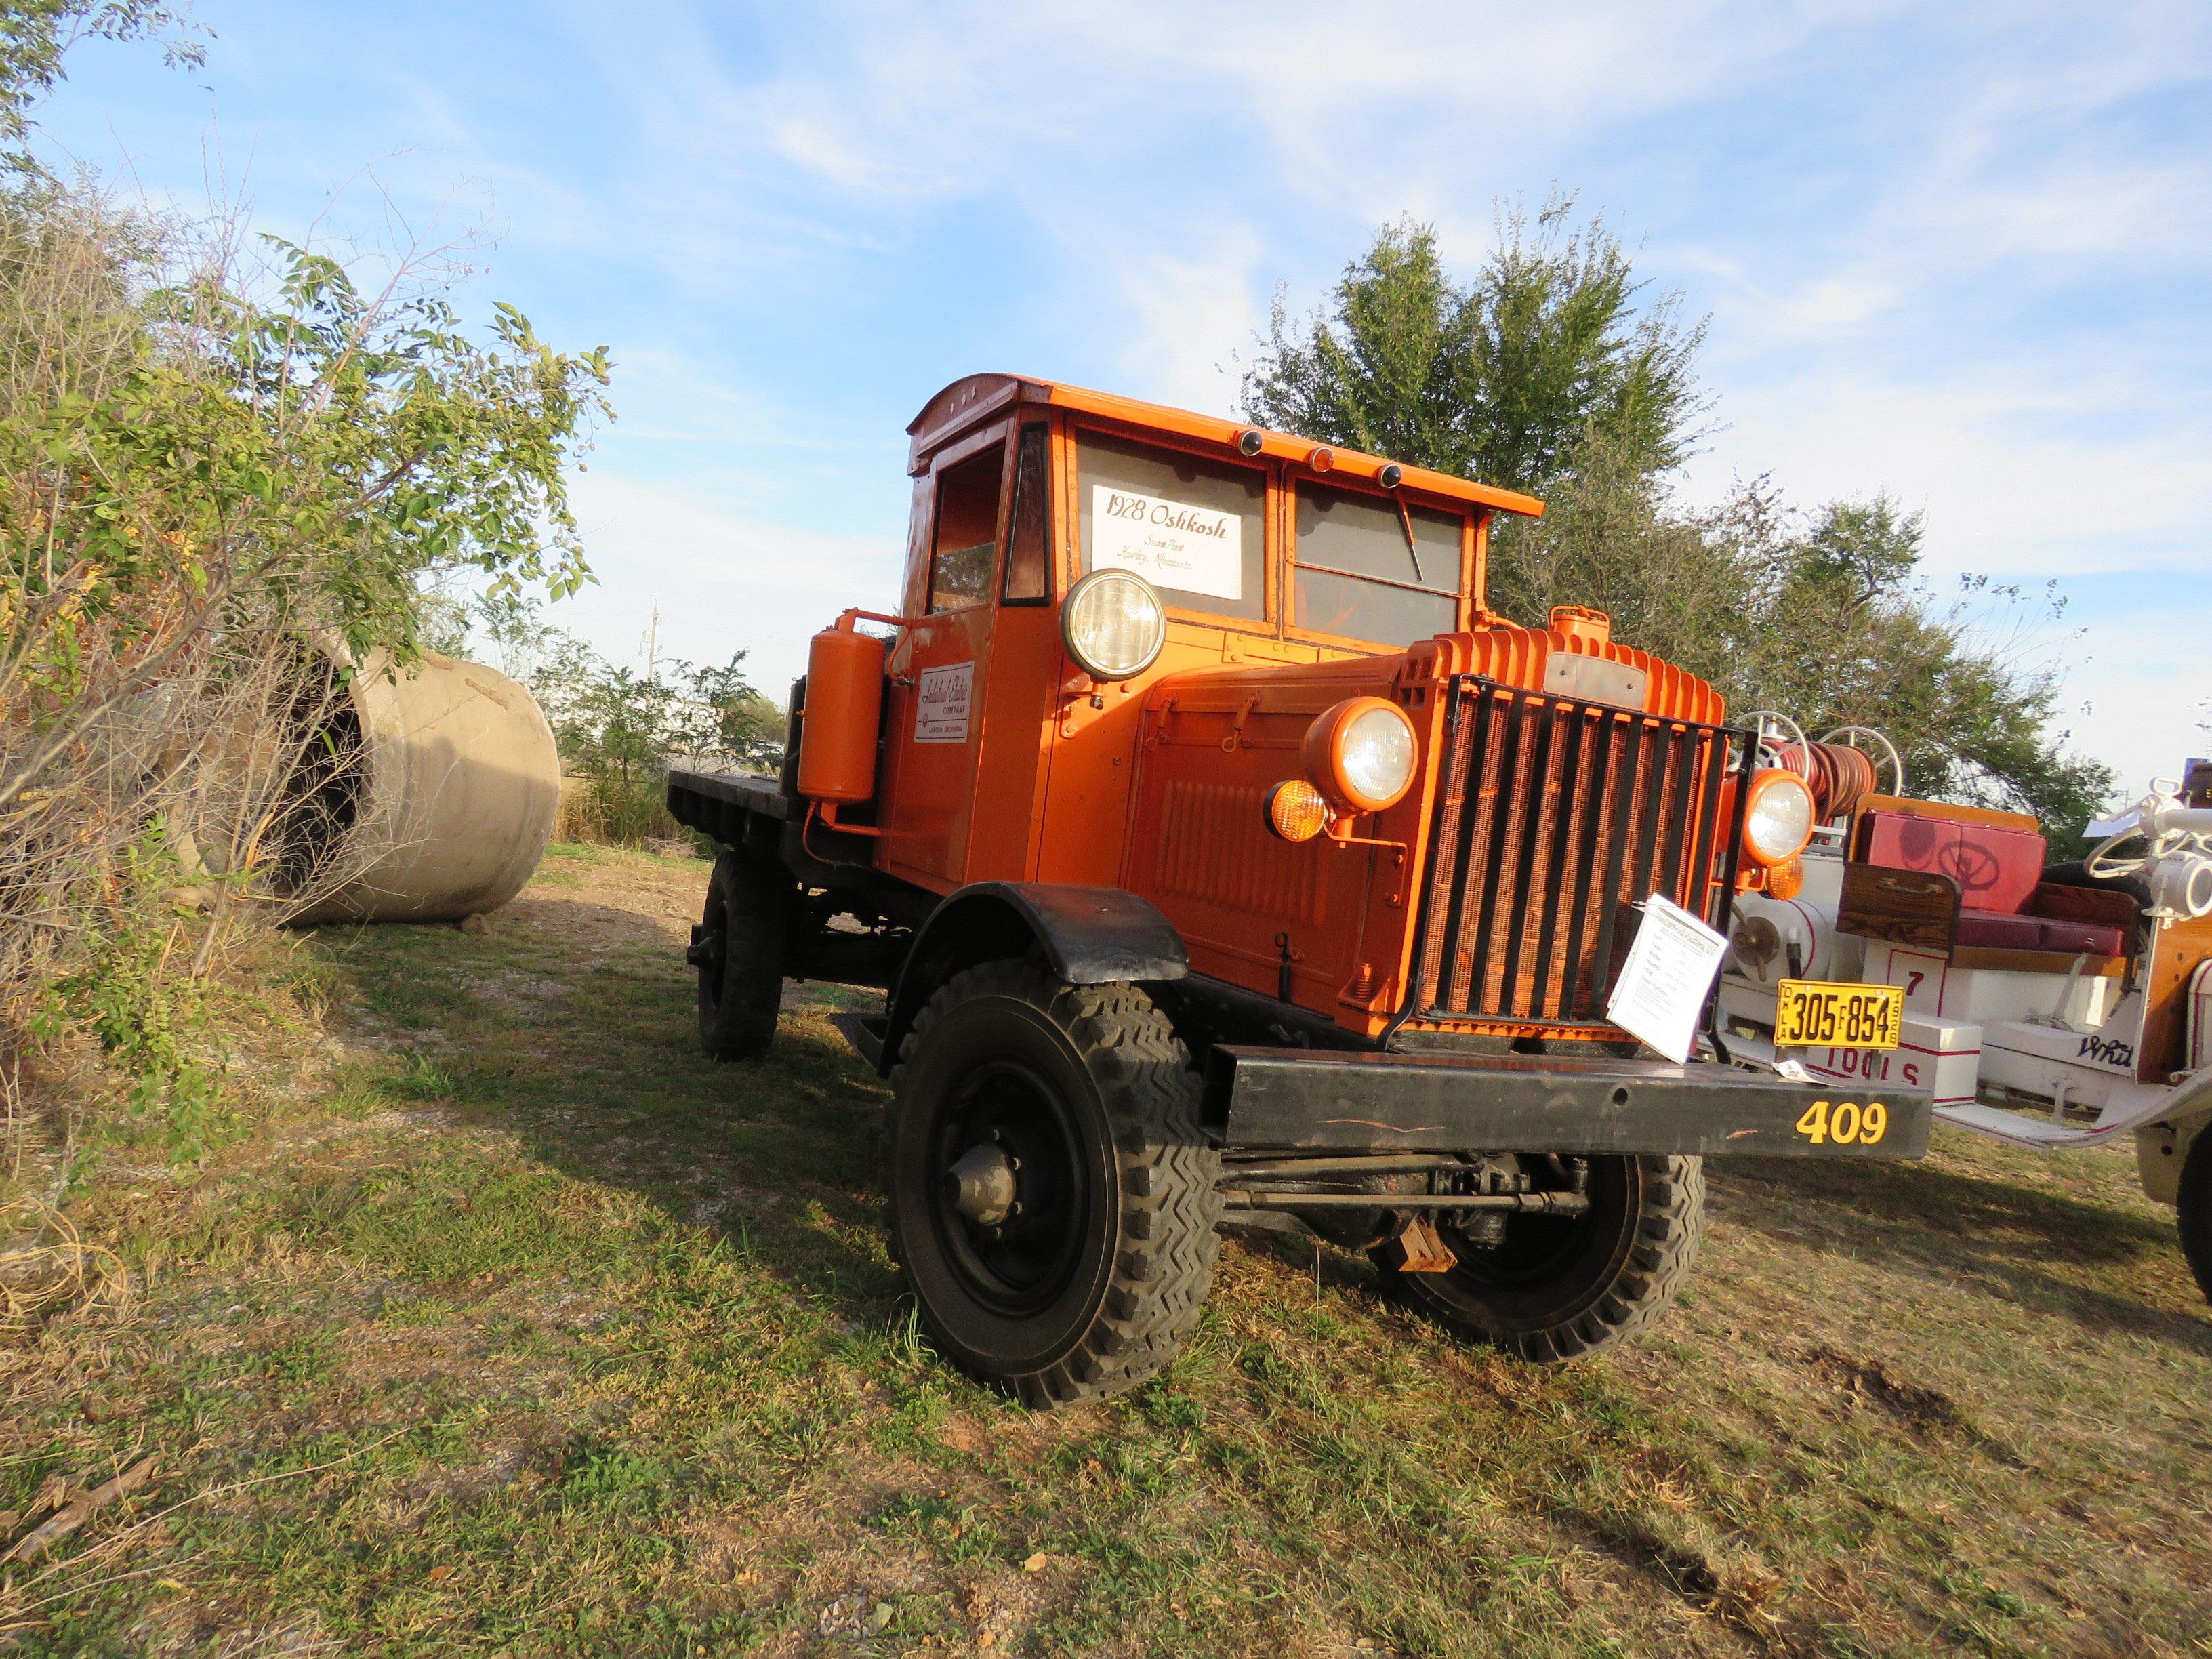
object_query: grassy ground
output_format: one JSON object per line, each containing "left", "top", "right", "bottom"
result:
{"left": 5, "top": 844, "right": 2210, "bottom": 1658}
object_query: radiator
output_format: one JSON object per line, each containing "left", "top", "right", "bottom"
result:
{"left": 1412, "top": 676, "right": 1739, "bottom": 1027}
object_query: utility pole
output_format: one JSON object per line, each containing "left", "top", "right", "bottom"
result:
{"left": 645, "top": 599, "right": 659, "bottom": 684}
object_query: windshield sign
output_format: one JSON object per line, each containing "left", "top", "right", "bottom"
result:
{"left": 1091, "top": 484, "right": 1243, "bottom": 601}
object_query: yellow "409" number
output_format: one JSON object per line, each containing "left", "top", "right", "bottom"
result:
{"left": 1794, "top": 1099, "right": 1889, "bottom": 1146}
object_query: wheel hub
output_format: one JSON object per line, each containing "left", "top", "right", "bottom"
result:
{"left": 685, "top": 923, "right": 725, "bottom": 969}
{"left": 945, "top": 1142, "right": 1019, "bottom": 1227}
{"left": 927, "top": 1059, "right": 1087, "bottom": 1318}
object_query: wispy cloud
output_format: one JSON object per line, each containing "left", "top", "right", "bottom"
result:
{"left": 36, "top": 0, "right": 2212, "bottom": 794}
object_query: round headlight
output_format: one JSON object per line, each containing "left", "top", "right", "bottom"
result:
{"left": 1061, "top": 568, "right": 1166, "bottom": 681}
{"left": 1300, "top": 696, "right": 1418, "bottom": 815}
{"left": 1742, "top": 769, "right": 1816, "bottom": 867}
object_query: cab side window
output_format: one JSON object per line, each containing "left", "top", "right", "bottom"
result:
{"left": 1002, "top": 424, "right": 1050, "bottom": 603}
{"left": 929, "top": 443, "right": 1004, "bottom": 611}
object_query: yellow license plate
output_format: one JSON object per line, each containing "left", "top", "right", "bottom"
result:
{"left": 1774, "top": 979, "right": 1903, "bottom": 1050}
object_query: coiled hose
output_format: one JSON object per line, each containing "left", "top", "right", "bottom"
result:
{"left": 1773, "top": 741, "right": 1881, "bottom": 822}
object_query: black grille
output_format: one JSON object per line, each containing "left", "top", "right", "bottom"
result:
{"left": 1412, "top": 676, "right": 1740, "bottom": 1027}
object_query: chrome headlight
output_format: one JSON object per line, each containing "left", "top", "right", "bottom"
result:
{"left": 1061, "top": 568, "right": 1167, "bottom": 680}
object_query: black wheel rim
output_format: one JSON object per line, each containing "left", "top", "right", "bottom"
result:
{"left": 927, "top": 1058, "right": 1090, "bottom": 1319}
{"left": 697, "top": 888, "right": 729, "bottom": 1006}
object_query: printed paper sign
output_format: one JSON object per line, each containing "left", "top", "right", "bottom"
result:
{"left": 914, "top": 662, "right": 973, "bottom": 744}
{"left": 1605, "top": 893, "right": 1730, "bottom": 1065}
{"left": 1090, "top": 484, "right": 1242, "bottom": 600}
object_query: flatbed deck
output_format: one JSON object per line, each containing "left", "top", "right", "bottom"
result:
{"left": 666, "top": 766, "right": 792, "bottom": 844}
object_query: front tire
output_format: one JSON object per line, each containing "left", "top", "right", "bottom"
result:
{"left": 693, "top": 846, "right": 793, "bottom": 1061}
{"left": 884, "top": 962, "right": 1221, "bottom": 1408}
{"left": 1375, "top": 1153, "right": 1705, "bottom": 1363}
{"left": 2177, "top": 1128, "right": 2212, "bottom": 1306}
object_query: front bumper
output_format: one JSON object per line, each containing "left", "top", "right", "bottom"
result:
{"left": 1208, "top": 1045, "right": 1931, "bottom": 1159}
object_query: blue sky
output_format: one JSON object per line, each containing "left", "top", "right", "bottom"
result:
{"left": 36, "top": 0, "right": 2212, "bottom": 804}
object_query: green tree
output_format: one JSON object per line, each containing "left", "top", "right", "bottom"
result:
{"left": 1477, "top": 421, "right": 1758, "bottom": 677}
{"left": 676, "top": 651, "right": 781, "bottom": 769}
{"left": 467, "top": 592, "right": 785, "bottom": 843}
{"left": 1242, "top": 211, "right": 2118, "bottom": 836}
{"left": 0, "top": 232, "right": 612, "bottom": 814}
{"left": 1240, "top": 199, "right": 1707, "bottom": 496}
{"left": 0, "top": 12, "right": 614, "bottom": 1133}
{"left": 1745, "top": 499, "right": 2114, "bottom": 842}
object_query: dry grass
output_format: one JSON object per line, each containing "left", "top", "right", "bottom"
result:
{"left": 0, "top": 1197, "right": 130, "bottom": 1335}
{"left": 3, "top": 842, "right": 2209, "bottom": 1657}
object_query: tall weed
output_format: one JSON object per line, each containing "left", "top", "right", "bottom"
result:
{"left": 40, "top": 825, "right": 226, "bottom": 1159}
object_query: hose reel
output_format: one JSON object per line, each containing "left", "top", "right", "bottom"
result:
{"left": 2086, "top": 781, "right": 2212, "bottom": 921}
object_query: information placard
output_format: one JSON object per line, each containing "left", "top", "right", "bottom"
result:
{"left": 914, "top": 662, "right": 973, "bottom": 744}
{"left": 1605, "top": 893, "right": 1730, "bottom": 1065}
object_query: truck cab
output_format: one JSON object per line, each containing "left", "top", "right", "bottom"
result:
{"left": 668, "top": 373, "right": 1933, "bottom": 1407}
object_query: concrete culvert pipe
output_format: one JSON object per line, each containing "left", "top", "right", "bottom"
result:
{"left": 280, "top": 647, "right": 560, "bottom": 925}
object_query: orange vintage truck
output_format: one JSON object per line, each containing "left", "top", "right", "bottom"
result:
{"left": 668, "top": 374, "right": 1933, "bottom": 1407}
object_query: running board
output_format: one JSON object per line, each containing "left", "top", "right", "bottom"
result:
{"left": 1934, "top": 1063, "right": 2212, "bottom": 1151}
{"left": 1933, "top": 1103, "right": 2118, "bottom": 1149}
{"left": 827, "top": 1012, "right": 888, "bottom": 1069}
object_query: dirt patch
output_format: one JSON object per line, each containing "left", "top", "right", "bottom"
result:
{"left": 1805, "top": 1345, "right": 1969, "bottom": 1436}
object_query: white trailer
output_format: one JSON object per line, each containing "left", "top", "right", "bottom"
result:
{"left": 1713, "top": 727, "right": 2212, "bottom": 1302}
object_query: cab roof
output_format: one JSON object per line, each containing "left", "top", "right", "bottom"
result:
{"left": 906, "top": 373, "right": 1545, "bottom": 519}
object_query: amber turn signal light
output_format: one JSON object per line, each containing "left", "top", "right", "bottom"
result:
{"left": 1265, "top": 779, "right": 1330, "bottom": 842}
{"left": 1765, "top": 853, "right": 1806, "bottom": 900}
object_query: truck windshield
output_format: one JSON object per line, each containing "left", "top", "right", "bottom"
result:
{"left": 1076, "top": 432, "right": 1267, "bottom": 621}
{"left": 1292, "top": 485, "right": 1462, "bottom": 645}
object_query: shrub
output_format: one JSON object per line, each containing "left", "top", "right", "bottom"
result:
{"left": 0, "top": 24, "right": 610, "bottom": 1166}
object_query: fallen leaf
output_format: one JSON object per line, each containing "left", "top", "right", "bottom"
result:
{"left": 1022, "top": 1552, "right": 1047, "bottom": 1572}
{"left": 979, "top": 1635, "right": 997, "bottom": 1650}
{"left": 428, "top": 1565, "right": 454, "bottom": 1584}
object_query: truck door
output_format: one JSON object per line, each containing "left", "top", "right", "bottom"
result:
{"left": 877, "top": 426, "right": 1008, "bottom": 890}
{"left": 878, "top": 419, "right": 1063, "bottom": 890}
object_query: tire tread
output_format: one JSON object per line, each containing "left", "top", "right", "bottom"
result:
{"left": 697, "top": 846, "right": 792, "bottom": 1062}
{"left": 888, "top": 961, "right": 1221, "bottom": 1408}
{"left": 1383, "top": 1153, "right": 1705, "bottom": 1364}
{"left": 2177, "top": 1130, "right": 2212, "bottom": 1307}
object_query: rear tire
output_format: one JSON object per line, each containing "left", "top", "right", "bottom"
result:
{"left": 1374, "top": 1153, "right": 1704, "bottom": 1363}
{"left": 693, "top": 846, "right": 793, "bottom": 1061}
{"left": 2177, "top": 1129, "right": 2212, "bottom": 1307}
{"left": 884, "top": 961, "right": 1221, "bottom": 1408}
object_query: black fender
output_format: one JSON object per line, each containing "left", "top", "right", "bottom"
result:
{"left": 877, "top": 882, "right": 1189, "bottom": 1074}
